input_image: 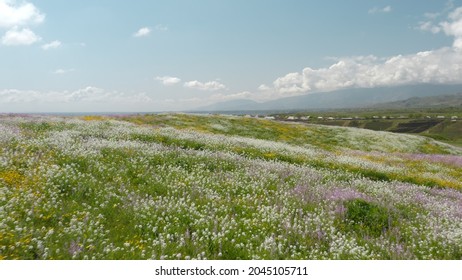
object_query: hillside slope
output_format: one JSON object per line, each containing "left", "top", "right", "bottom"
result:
{"left": 372, "top": 92, "right": 462, "bottom": 109}
{"left": 1, "top": 114, "right": 461, "bottom": 260}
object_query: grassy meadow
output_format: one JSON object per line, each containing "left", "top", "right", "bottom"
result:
{"left": 0, "top": 114, "right": 461, "bottom": 259}
{"left": 275, "top": 107, "right": 462, "bottom": 147}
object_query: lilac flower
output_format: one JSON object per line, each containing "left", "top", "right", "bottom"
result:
{"left": 68, "top": 240, "right": 83, "bottom": 257}
{"left": 326, "top": 188, "right": 368, "bottom": 202}
{"left": 403, "top": 154, "right": 462, "bottom": 167}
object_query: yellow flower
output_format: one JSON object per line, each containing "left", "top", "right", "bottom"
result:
{"left": 0, "top": 170, "right": 24, "bottom": 188}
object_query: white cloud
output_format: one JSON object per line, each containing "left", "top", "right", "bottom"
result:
{"left": 133, "top": 27, "right": 150, "bottom": 37}
{"left": 258, "top": 84, "right": 271, "bottom": 91}
{"left": 66, "top": 87, "right": 112, "bottom": 102}
{"left": 42, "top": 40, "right": 62, "bottom": 50}
{"left": 255, "top": 6, "right": 462, "bottom": 99}
{"left": 418, "top": 3, "right": 462, "bottom": 37}
{"left": 0, "top": 87, "right": 213, "bottom": 112}
{"left": 155, "top": 76, "right": 181, "bottom": 86}
{"left": 368, "top": 6, "right": 392, "bottom": 14}
{"left": 0, "top": 87, "right": 153, "bottom": 104}
{"left": 418, "top": 21, "right": 442, "bottom": 34}
{"left": 384, "top": 6, "right": 392, "bottom": 13}
{"left": 441, "top": 7, "right": 462, "bottom": 48}
{"left": 273, "top": 72, "right": 306, "bottom": 94}
{"left": 268, "top": 49, "right": 462, "bottom": 96}
{"left": 1, "top": 27, "right": 41, "bottom": 45}
{"left": 53, "top": 68, "right": 74, "bottom": 75}
{"left": 0, "top": 0, "right": 45, "bottom": 28}
{"left": 209, "top": 91, "right": 252, "bottom": 101}
{"left": 184, "top": 80, "right": 227, "bottom": 91}
{"left": 0, "top": 89, "right": 37, "bottom": 103}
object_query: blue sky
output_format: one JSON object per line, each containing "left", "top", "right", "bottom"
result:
{"left": 1, "top": 0, "right": 462, "bottom": 112}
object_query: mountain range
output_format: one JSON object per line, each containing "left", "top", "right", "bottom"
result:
{"left": 194, "top": 84, "right": 462, "bottom": 112}
{"left": 372, "top": 92, "right": 462, "bottom": 109}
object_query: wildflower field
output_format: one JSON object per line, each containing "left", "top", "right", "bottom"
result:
{"left": 1, "top": 114, "right": 461, "bottom": 260}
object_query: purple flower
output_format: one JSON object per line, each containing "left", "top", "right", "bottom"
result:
{"left": 326, "top": 188, "right": 368, "bottom": 201}
{"left": 68, "top": 241, "right": 83, "bottom": 256}
{"left": 403, "top": 153, "right": 462, "bottom": 167}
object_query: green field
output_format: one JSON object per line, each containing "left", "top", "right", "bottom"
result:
{"left": 1, "top": 114, "right": 461, "bottom": 260}
{"left": 273, "top": 108, "right": 462, "bottom": 146}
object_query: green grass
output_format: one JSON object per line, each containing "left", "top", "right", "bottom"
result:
{"left": 272, "top": 107, "right": 461, "bottom": 146}
{"left": 1, "top": 114, "right": 461, "bottom": 260}
{"left": 341, "top": 199, "right": 392, "bottom": 238}
{"left": 120, "top": 114, "right": 459, "bottom": 154}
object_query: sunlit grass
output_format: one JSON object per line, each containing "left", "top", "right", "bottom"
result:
{"left": 0, "top": 114, "right": 461, "bottom": 260}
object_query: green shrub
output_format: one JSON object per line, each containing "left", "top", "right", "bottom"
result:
{"left": 344, "top": 199, "right": 391, "bottom": 237}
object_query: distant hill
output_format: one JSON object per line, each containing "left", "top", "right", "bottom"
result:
{"left": 194, "top": 84, "right": 462, "bottom": 112}
{"left": 372, "top": 92, "right": 462, "bottom": 109}
{"left": 198, "top": 99, "right": 259, "bottom": 111}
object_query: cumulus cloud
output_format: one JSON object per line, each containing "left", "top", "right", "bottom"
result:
{"left": 1, "top": 27, "right": 41, "bottom": 45}
{"left": 258, "top": 84, "right": 271, "bottom": 91}
{"left": 155, "top": 76, "right": 181, "bottom": 86}
{"left": 368, "top": 6, "right": 392, "bottom": 14}
{"left": 42, "top": 40, "right": 61, "bottom": 50}
{"left": 270, "top": 49, "right": 462, "bottom": 95}
{"left": 133, "top": 27, "right": 150, "bottom": 37}
{"left": 417, "top": 4, "right": 462, "bottom": 38}
{"left": 258, "top": 6, "right": 462, "bottom": 99}
{"left": 0, "top": 0, "right": 45, "bottom": 28}
{"left": 0, "top": 1, "right": 44, "bottom": 46}
{"left": 184, "top": 80, "right": 227, "bottom": 91}
{"left": 418, "top": 21, "right": 442, "bottom": 34}
{"left": 441, "top": 7, "right": 462, "bottom": 48}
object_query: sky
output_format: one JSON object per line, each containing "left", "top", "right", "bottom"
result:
{"left": 1, "top": 0, "right": 462, "bottom": 112}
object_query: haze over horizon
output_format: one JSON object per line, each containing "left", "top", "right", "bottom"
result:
{"left": 2, "top": 0, "right": 462, "bottom": 112}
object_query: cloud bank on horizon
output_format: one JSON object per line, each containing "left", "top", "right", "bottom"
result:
{"left": 256, "top": 6, "right": 462, "bottom": 100}
{"left": 1, "top": 1, "right": 462, "bottom": 112}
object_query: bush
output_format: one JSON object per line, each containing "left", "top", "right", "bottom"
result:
{"left": 344, "top": 199, "right": 391, "bottom": 237}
